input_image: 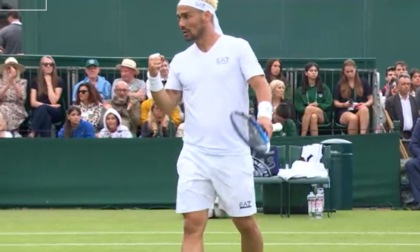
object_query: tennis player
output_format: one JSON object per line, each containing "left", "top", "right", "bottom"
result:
{"left": 148, "top": 1, "right": 272, "bottom": 251}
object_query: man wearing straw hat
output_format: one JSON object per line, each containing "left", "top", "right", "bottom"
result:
{"left": 112, "top": 58, "right": 146, "bottom": 103}
{"left": 148, "top": 0, "right": 271, "bottom": 251}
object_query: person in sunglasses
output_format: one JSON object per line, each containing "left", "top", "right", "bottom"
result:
{"left": 28, "top": 55, "right": 64, "bottom": 138}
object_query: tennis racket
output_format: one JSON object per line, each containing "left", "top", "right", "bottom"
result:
{"left": 230, "top": 111, "right": 270, "bottom": 154}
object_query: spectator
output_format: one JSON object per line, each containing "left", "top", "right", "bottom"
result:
{"left": 141, "top": 102, "right": 175, "bottom": 138}
{"left": 0, "top": 11, "right": 22, "bottom": 54}
{"left": 411, "top": 69, "right": 420, "bottom": 98}
{"left": 264, "top": 58, "right": 292, "bottom": 100}
{"left": 269, "top": 79, "right": 295, "bottom": 122}
{"left": 381, "top": 66, "right": 396, "bottom": 96}
{"left": 106, "top": 80, "right": 139, "bottom": 136}
{"left": 273, "top": 103, "right": 297, "bottom": 137}
{"left": 0, "top": 57, "right": 27, "bottom": 133}
{"left": 394, "top": 61, "right": 408, "bottom": 77}
{"left": 58, "top": 106, "right": 95, "bottom": 138}
{"left": 333, "top": 59, "right": 373, "bottom": 135}
{"left": 72, "top": 59, "right": 112, "bottom": 103}
{"left": 97, "top": 108, "right": 132, "bottom": 138}
{"left": 28, "top": 55, "right": 64, "bottom": 138}
{"left": 385, "top": 73, "right": 418, "bottom": 139}
{"left": 112, "top": 58, "right": 146, "bottom": 103}
{"left": 0, "top": 111, "right": 12, "bottom": 138}
{"left": 385, "top": 78, "right": 398, "bottom": 98}
{"left": 146, "top": 57, "right": 169, "bottom": 98}
{"left": 140, "top": 98, "right": 182, "bottom": 128}
{"left": 295, "top": 62, "right": 332, "bottom": 136}
{"left": 73, "top": 83, "right": 105, "bottom": 132}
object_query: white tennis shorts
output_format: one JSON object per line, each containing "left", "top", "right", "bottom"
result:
{"left": 175, "top": 145, "right": 256, "bottom": 217}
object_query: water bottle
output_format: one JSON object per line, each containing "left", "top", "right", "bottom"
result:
{"left": 314, "top": 188, "right": 324, "bottom": 219}
{"left": 307, "top": 191, "right": 316, "bottom": 218}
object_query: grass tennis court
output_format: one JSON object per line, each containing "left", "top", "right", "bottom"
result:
{"left": 0, "top": 209, "right": 418, "bottom": 252}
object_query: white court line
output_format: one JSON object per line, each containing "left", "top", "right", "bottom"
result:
{"left": 0, "top": 231, "right": 420, "bottom": 236}
{"left": 0, "top": 242, "right": 420, "bottom": 247}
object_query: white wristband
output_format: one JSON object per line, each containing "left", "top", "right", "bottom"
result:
{"left": 257, "top": 101, "right": 273, "bottom": 120}
{"left": 149, "top": 75, "right": 164, "bottom": 92}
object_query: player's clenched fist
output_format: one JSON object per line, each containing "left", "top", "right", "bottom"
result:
{"left": 148, "top": 53, "right": 165, "bottom": 77}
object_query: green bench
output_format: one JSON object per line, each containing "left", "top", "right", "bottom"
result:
{"left": 254, "top": 145, "right": 334, "bottom": 218}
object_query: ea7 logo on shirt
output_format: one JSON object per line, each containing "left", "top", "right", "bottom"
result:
{"left": 217, "top": 57, "right": 229, "bottom": 64}
{"left": 239, "top": 201, "right": 252, "bottom": 209}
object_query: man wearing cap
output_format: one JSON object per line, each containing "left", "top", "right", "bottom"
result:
{"left": 72, "top": 59, "right": 112, "bottom": 103}
{"left": 148, "top": 0, "right": 270, "bottom": 251}
{"left": 112, "top": 58, "right": 146, "bottom": 103}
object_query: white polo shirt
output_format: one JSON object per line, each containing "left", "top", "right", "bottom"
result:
{"left": 165, "top": 35, "right": 264, "bottom": 155}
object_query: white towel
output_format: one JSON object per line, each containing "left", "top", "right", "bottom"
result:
{"left": 277, "top": 144, "right": 328, "bottom": 180}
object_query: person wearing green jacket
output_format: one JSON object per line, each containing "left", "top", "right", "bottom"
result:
{"left": 273, "top": 103, "right": 297, "bottom": 137}
{"left": 295, "top": 62, "right": 333, "bottom": 136}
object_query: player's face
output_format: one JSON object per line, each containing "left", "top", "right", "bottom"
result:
{"left": 177, "top": 6, "right": 206, "bottom": 41}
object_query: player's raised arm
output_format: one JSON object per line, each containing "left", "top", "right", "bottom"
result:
{"left": 148, "top": 53, "right": 182, "bottom": 115}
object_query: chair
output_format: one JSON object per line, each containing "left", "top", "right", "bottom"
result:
{"left": 297, "top": 111, "right": 333, "bottom": 135}
{"left": 253, "top": 145, "right": 287, "bottom": 217}
{"left": 285, "top": 145, "right": 333, "bottom": 217}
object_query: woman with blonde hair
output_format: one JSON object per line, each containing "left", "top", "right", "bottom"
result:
{"left": 269, "top": 79, "right": 295, "bottom": 122}
{"left": 0, "top": 57, "right": 28, "bottom": 134}
{"left": 333, "top": 59, "right": 373, "bottom": 135}
{"left": 141, "top": 102, "right": 175, "bottom": 138}
{"left": 28, "top": 55, "right": 65, "bottom": 137}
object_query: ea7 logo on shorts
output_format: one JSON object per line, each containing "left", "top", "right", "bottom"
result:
{"left": 239, "top": 201, "right": 252, "bottom": 209}
{"left": 217, "top": 57, "right": 229, "bottom": 64}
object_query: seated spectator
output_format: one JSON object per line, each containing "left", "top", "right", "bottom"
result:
{"left": 112, "top": 58, "right": 146, "bottom": 103}
{"left": 28, "top": 55, "right": 64, "bottom": 138}
{"left": 333, "top": 59, "right": 373, "bottom": 135}
{"left": 404, "top": 118, "right": 420, "bottom": 210}
{"left": 273, "top": 103, "right": 297, "bottom": 137}
{"left": 146, "top": 57, "right": 169, "bottom": 98}
{"left": 98, "top": 108, "right": 132, "bottom": 138}
{"left": 381, "top": 66, "right": 396, "bottom": 96}
{"left": 105, "top": 80, "right": 139, "bottom": 136}
{"left": 140, "top": 98, "right": 182, "bottom": 128}
{"left": 141, "top": 102, "right": 175, "bottom": 138}
{"left": 411, "top": 69, "right": 420, "bottom": 99}
{"left": 295, "top": 63, "right": 332, "bottom": 136}
{"left": 0, "top": 57, "right": 27, "bottom": 133}
{"left": 74, "top": 83, "right": 105, "bottom": 132}
{"left": 269, "top": 79, "right": 295, "bottom": 121}
{"left": 394, "top": 60, "right": 408, "bottom": 77}
{"left": 385, "top": 78, "right": 398, "bottom": 98}
{"left": 58, "top": 106, "right": 95, "bottom": 139}
{"left": 264, "top": 58, "right": 292, "bottom": 100}
{"left": 385, "top": 73, "right": 418, "bottom": 139}
{"left": 72, "top": 59, "right": 112, "bottom": 103}
{"left": 0, "top": 112, "right": 12, "bottom": 138}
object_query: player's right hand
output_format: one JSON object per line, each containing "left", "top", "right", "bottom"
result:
{"left": 148, "top": 53, "right": 164, "bottom": 77}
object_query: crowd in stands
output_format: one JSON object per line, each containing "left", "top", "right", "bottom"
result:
{"left": 0, "top": 53, "right": 418, "bottom": 140}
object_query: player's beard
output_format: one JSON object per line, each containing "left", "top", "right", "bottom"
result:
{"left": 183, "top": 22, "right": 206, "bottom": 42}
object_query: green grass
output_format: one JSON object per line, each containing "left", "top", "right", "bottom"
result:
{"left": 0, "top": 209, "right": 419, "bottom": 252}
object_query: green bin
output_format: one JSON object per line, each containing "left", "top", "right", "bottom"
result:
{"left": 321, "top": 138, "right": 353, "bottom": 210}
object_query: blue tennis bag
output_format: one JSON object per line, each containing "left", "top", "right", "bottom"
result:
{"left": 252, "top": 146, "right": 281, "bottom": 177}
